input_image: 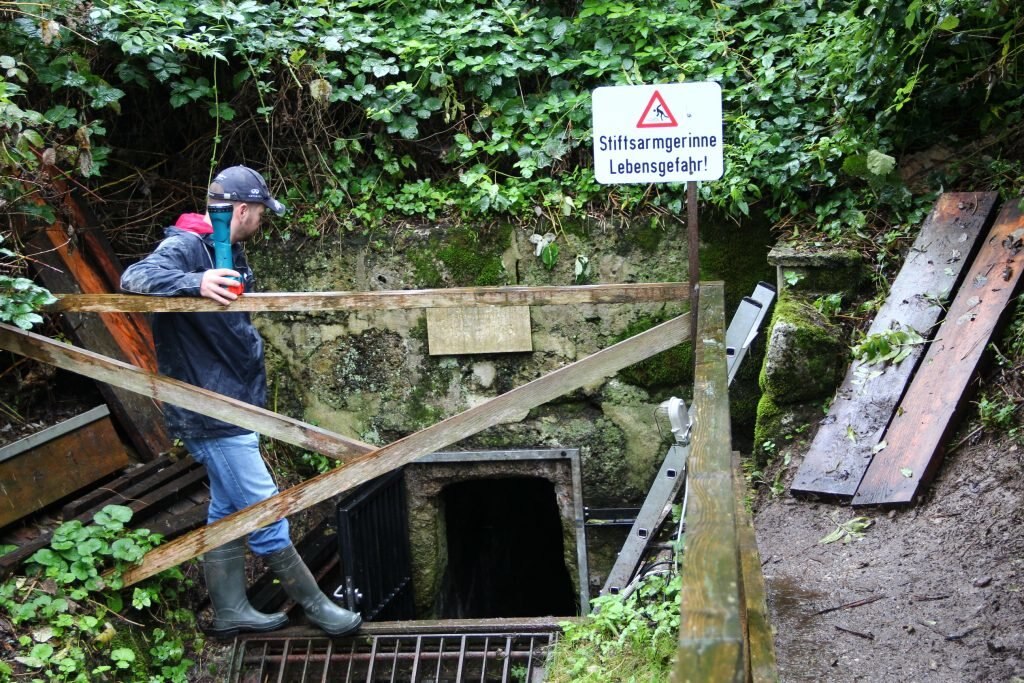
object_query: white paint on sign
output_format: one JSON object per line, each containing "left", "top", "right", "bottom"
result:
{"left": 592, "top": 82, "right": 724, "bottom": 184}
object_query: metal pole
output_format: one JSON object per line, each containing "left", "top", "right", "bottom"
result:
{"left": 687, "top": 180, "right": 700, "bottom": 349}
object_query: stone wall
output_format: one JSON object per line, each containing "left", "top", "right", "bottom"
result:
{"left": 246, "top": 213, "right": 774, "bottom": 593}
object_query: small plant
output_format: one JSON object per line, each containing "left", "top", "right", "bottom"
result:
{"left": 976, "top": 394, "right": 1019, "bottom": 432}
{"left": 0, "top": 275, "right": 56, "bottom": 331}
{"left": 814, "top": 293, "right": 844, "bottom": 318}
{"left": 0, "top": 505, "right": 196, "bottom": 682}
{"left": 851, "top": 327, "right": 925, "bottom": 366}
{"left": 573, "top": 254, "right": 591, "bottom": 284}
{"left": 545, "top": 571, "right": 680, "bottom": 682}
{"left": 819, "top": 515, "right": 872, "bottom": 544}
{"left": 300, "top": 451, "right": 338, "bottom": 475}
{"left": 783, "top": 270, "right": 805, "bottom": 287}
{"left": 529, "top": 232, "right": 560, "bottom": 271}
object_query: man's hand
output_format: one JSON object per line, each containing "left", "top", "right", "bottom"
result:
{"left": 200, "top": 269, "right": 243, "bottom": 305}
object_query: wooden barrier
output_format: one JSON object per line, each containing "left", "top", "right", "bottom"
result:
{"left": 47, "top": 282, "right": 690, "bottom": 313}
{"left": 673, "top": 283, "right": 778, "bottom": 682}
{"left": 16, "top": 279, "right": 779, "bottom": 678}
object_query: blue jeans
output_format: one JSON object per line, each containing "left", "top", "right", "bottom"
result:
{"left": 185, "top": 432, "right": 291, "bottom": 556}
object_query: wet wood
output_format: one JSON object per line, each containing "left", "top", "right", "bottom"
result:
{"left": 673, "top": 282, "right": 745, "bottom": 683}
{"left": 119, "top": 312, "right": 692, "bottom": 586}
{"left": 48, "top": 282, "right": 690, "bottom": 313}
{"left": 732, "top": 453, "right": 779, "bottom": 683}
{"left": 791, "top": 192, "right": 997, "bottom": 499}
{"left": 61, "top": 455, "right": 177, "bottom": 519}
{"left": 854, "top": 198, "right": 1024, "bottom": 506}
{"left": 19, "top": 209, "right": 169, "bottom": 460}
{"left": 0, "top": 454, "right": 207, "bottom": 574}
{"left": 0, "top": 323, "right": 376, "bottom": 461}
{"left": 0, "top": 406, "right": 131, "bottom": 528}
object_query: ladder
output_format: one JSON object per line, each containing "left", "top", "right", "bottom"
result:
{"left": 600, "top": 281, "right": 776, "bottom": 597}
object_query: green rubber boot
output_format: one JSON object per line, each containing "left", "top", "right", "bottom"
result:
{"left": 203, "top": 539, "right": 288, "bottom": 638}
{"left": 265, "top": 544, "right": 362, "bottom": 637}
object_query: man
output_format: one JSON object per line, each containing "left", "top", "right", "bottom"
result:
{"left": 121, "top": 165, "right": 361, "bottom": 638}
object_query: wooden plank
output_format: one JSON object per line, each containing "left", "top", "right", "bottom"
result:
{"left": 426, "top": 306, "right": 532, "bottom": 354}
{"left": 854, "top": 199, "right": 1024, "bottom": 506}
{"left": 732, "top": 453, "right": 779, "bottom": 683}
{"left": 0, "top": 323, "right": 375, "bottom": 461}
{"left": 0, "top": 405, "right": 111, "bottom": 462}
{"left": 22, "top": 223, "right": 169, "bottom": 460}
{"left": 61, "top": 454, "right": 175, "bottom": 518}
{"left": 673, "top": 283, "right": 745, "bottom": 683}
{"left": 0, "top": 410, "right": 132, "bottom": 528}
{"left": 146, "top": 504, "right": 208, "bottom": 540}
{"left": 48, "top": 282, "right": 690, "bottom": 313}
{"left": 0, "top": 455, "right": 202, "bottom": 573}
{"left": 791, "top": 192, "right": 998, "bottom": 498}
{"left": 119, "top": 311, "right": 691, "bottom": 586}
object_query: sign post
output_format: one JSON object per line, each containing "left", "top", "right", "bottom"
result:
{"left": 592, "top": 82, "right": 724, "bottom": 347}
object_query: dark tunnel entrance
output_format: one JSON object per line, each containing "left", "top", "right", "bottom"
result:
{"left": 437, "top": 476, "right": 578, "bottom": 619}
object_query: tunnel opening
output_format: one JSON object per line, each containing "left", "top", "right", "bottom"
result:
{"left": 437, "top": 476, "right": 578, "bottom": 619}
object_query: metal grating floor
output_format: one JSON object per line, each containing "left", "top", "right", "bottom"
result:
{"left": 227, "top": 619, "right": 563, "bottom": 683}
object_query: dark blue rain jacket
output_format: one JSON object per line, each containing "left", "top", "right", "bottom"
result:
{"left": 120, "top": 220, "right": 265, "bottom": 439}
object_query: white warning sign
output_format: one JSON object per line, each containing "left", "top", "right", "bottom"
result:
{"left": 592, "top": 82, "right": 723, "bottom": 184}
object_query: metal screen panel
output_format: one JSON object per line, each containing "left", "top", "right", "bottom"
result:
{"left": 336, "top": 469, "right": 416, "bottom": 621}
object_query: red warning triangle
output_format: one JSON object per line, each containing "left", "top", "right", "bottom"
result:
{"left": 636, "top": 90, "right": 678, "bottom": 128}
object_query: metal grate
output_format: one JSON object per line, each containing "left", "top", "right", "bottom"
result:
{"left": 228, "top": 623, "right": 559, "bottom": 683}
{"left": 336, "top": 469, "right": 415, "bottom": 621}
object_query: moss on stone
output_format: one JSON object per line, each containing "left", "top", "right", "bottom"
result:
{"left": 752, "top": 393, "right": 785, "bottom": 466}
{"left": 699, "top": 211, "right": 775, "bottom": 312}
{"left": 612, "top": 313, "right": 695, "bottom": 391}
{"left": 759, "top": 296, "right": 846, "bottom": 404}
{"left": 631, "top": 215, "right": 667, "bottom": 254}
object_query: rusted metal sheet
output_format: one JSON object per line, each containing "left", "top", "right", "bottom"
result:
{"left": 854, "top": 198, "right": 1024, "bottom": 506}
{"left": 791, "top": 192, "right": 998, "bottom": 499}
{"left": 0, "top": 405, "right": 131, "bottom": 528}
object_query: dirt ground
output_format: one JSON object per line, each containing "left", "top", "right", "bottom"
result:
{"left": 753, "top": 430, "right": 1024, "bottom": 683}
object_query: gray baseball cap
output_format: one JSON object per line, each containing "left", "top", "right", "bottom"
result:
{"left": 208, "top": 165, "right": 286, "bottom": 216}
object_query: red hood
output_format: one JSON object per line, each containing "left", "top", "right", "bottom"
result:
{"left": 174, "top": 213, "right": 213, "bottom": 235}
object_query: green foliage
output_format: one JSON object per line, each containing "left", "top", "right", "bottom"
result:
{"left": 976, "top": 393, "right": 1018, "bottom": 432}
{"left": 0, "top": 505, "right": 196, "bottom": 682}
{"left": 546, "top": 571, "right": 680, "bottom": 682}
{"left": 852, "top": 327, "right": 925, "bottom": 366}
{"left": 814, "top": 293, "right": 844, "bottom": 318}
{"left": 3, "top": 0, "right": 1022, "bottom": 258}
{"left": 1, "top": 235, "right": 56, "bottom": 331}
{"left": 300, "top": 450, "right": 338, "bottom": 475}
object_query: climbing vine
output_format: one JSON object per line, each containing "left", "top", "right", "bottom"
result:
{"left": 1, "top": 0, "right": 1021, "bottom": 257}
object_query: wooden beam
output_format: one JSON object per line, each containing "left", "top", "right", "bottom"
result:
{"left": 791, "top": 192, "right": 997, "bottom": 498}
{"left": 673, "top": 282, "right": 745, "bottom": 683}
{"left": 0, "top": 405, "right": 132, "bottom": 528}
{"left": 0, "top": 323, "right": 375, "bottom": 460}
{"left": 48, "top": 282, "right": 690, "bottom": 313}
{"left": 853, "top": 198, "right": 1024, "bottom": 506}
{"left": 21, "top": 221, "right": 170, "bottom": 460}
{"left": 732, "top": 453, "right": 779, "bottom": 683}
{"left": 119, "top": 312, "right": 691, "bottom": 586}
